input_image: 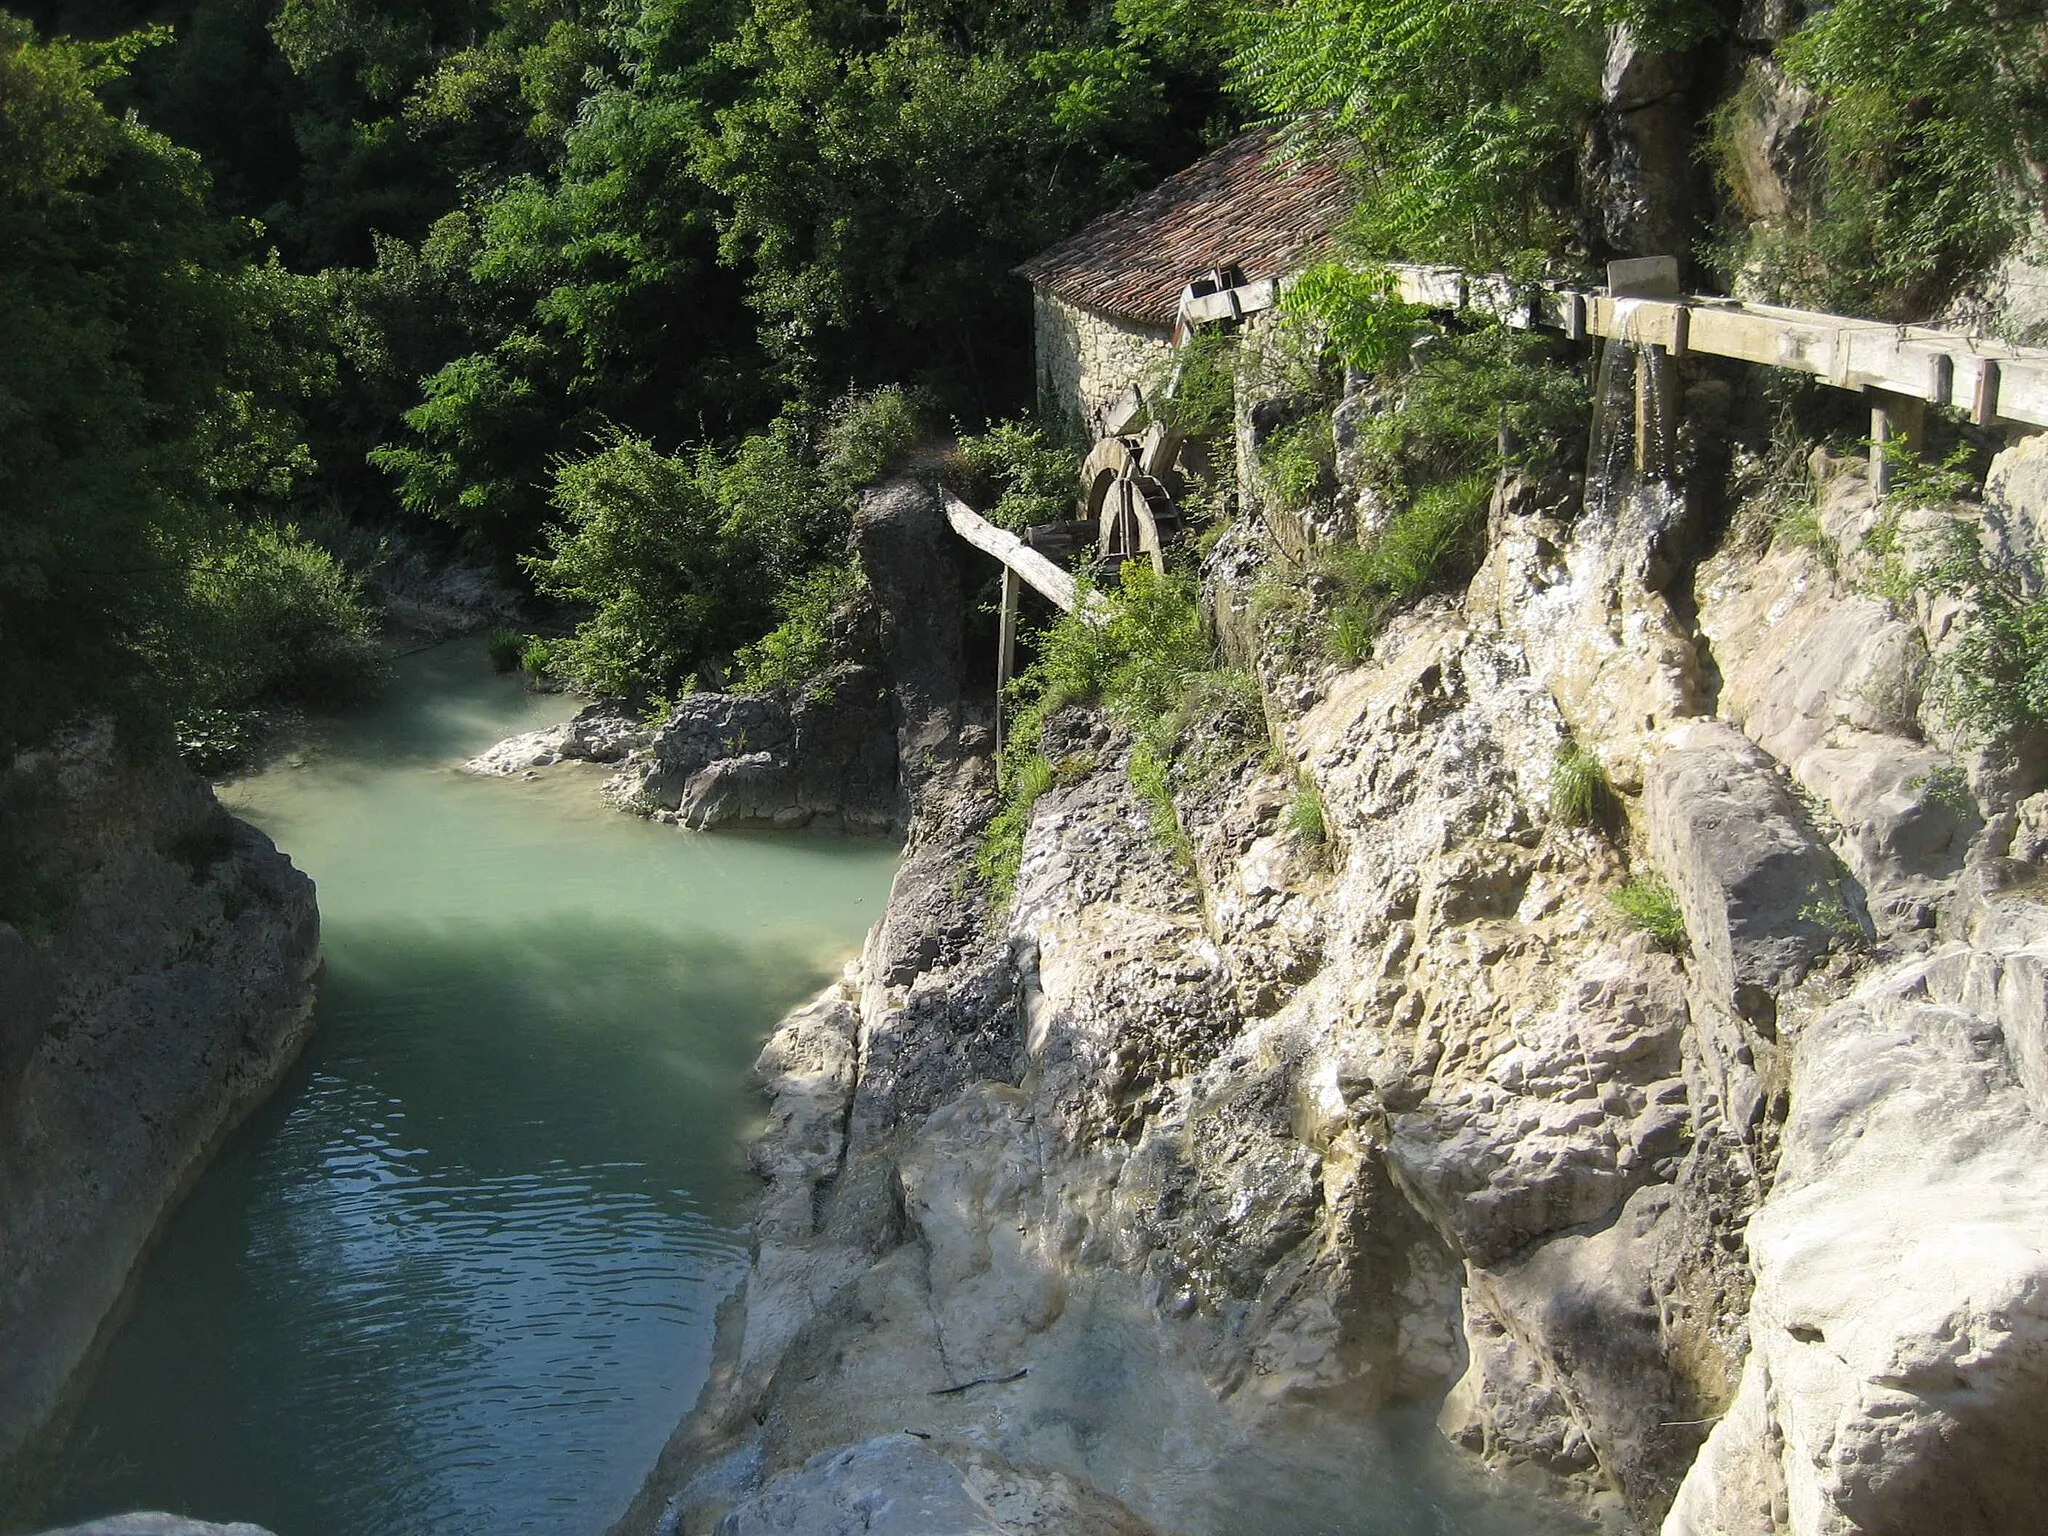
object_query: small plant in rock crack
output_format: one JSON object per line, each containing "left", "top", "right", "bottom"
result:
{"left": 1285, "top": 780, "right": 1328, "bottom": 849}
{"left": 1548, "top": 739, "right": 1612, "bottom": 828}
{"left": 1907, "top": 761, "right": 1975, "bottom": 816}
{"left": 1799, "top": 892, "right": 1866, "bottom": 947}
{"left": 1609, "top": 875, "right": 1687, "bottom": 952}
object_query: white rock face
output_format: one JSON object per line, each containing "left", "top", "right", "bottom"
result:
{"left": 32, "top": 1514, "right": 276, "bottom": 1535}
{"left": 1665, "top": 898, "right": 2048, "bottom": 1535}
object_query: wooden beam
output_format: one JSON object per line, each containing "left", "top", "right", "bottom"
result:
{"left": 1870, "top": 389, "right": 1928, "bottom": 497}
{"left": 995, "top": 564, "right": 1019, "bottom": 758}
{"left": 943, "top": 491, "right": 1097, "bottom": 618}
{"left": 1377, "top": 261, "right": 2048, "bottom": 431}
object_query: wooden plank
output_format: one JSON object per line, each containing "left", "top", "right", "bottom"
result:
{"left": 944, "top": 492, "right": 1080, "bottom": 613}
{"left": 1179, "top": 279, "right": 1278, "bottom": 327}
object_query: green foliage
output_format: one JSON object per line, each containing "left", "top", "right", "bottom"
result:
{"left": 1879, "top": 439, "right": 1979, "bottom": 512}
{"left": 1799, "top": 892, "right": 1865, "bottom": 946}
{"left": 978, "top": 564, "right": 1261, "bottom": 903}
{"left": 485, "top": 628, "right": 526, "bottom": 672}
{"left": 736, "top": 560, "right": 866, "bottom": 694}
{"left": 1610, "top": 875, "right": 1687, "bottom": 951}
{"left": 1721, "top": 0, "right": 2048, "bottom": 318}
{"left": 1148, "top": 327, "right": 1240, "bottom": 440}
{"left": 819, "top": 385, "right": 924, "bottom": 501}
{"left": 1549, "top": 739, "right": 1611, "bottom": 827}
{"left": 0, "top": 16, "right": 341, "bottom": 755}
{"left": 527, "top": 384, "right": 911, "bottom": 700}
{"left": 1318, "top": 470, "right": 1494, "bottom": 660}
{"left": 180, "top": 522, "right": 384, "bottom": 711}
{"left": 1908, "top": 761, "right": 1975, "bottom": 816}
{"left": 1920, "top": 518, "right": 2048, "bottom": 739}
{"left": 1280, "top": 261, "right": 1427, "bottom": 376}
{"left": 1285, "top": 780, "right": 1327, "bottom": 846}
{"left": 951, "top": 418, "right": 1083, "bottom": 532}
{"left": 519, "top": 633, "right": 562, "bottom": 682}
{"left": 1771, "top": 501, "right": 1839, "bottom": 575}
{"left": 1261, "top": 415, "right": 1337, "bottom": 513}
{"left": 1231, "top": 0, "right": 1719, "bottom": 267}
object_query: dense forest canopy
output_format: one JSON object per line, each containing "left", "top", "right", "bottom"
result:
{"left": 2, "top": 0, "right": 2044, "bottom": 752}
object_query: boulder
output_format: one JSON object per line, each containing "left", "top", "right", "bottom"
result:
{"left": 1645, "top": 721, "right": 1844, "bottom": 1028}
{"left": 1665, "top": 900, "right": 2048, "bottom": 1535}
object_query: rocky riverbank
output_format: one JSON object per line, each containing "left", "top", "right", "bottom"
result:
{"left": 0, "top": 727, "right": 319, "bottom": 1485}
{"left": 599, "top": 422, "right": 2048, "bottom": 1536}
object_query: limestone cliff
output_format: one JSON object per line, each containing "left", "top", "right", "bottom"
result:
{"left": 613, "top": 404, "right": 2048, "bottom": 1535}
{"left": 0, "top": 726, "right": 320, "bottom": 1474}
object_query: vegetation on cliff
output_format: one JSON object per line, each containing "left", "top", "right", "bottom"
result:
{"left": 5, "top": 0, "right": 2047, "bottom": 746}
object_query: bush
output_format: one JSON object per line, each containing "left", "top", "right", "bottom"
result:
{"left": 1147, "top": 327, "right": 1240, "bottom": 441}
{"left": 1318, "top": 470, "right": 1493, "bottom": 660}
{"left": 519, "top": 635, "right": 561, "bottom": 682}
{"left": 1261, "top": 414, "right": 1337, "bottom": 513}
{"left": 821, "top": 385, "right": 925, "bottom": 502}
{"left": 485, "top": 629, "right": 526, "bottom": 673}
{"left": 736, "top": 561, "right": 867, "bottom": 694}
{"left": 1713, "top": 0, "right": 2048, "bottom": 320}
{"left": 1610, "top": 875, "right": 1688, "bottom": 951}
{"left": 951, "top": 418, "right": 1082, "bottom": 532}
{"left": 978, "top": 563, "right": 1262, "bottom": 904}
{"left": 1281, "top": 262, "right": 1427, "bottom": 376}
{"left": 1922, "top": 518, "right": 2048, "bottom": 739}
{"left": 179, "top": 522, "right": 383, "bottom": 711}
{"left": 1285, "top": 780, "right": 1327, "bottom": 846}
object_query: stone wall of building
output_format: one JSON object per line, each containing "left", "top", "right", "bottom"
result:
{"left": 1032, "top": 289, "right": 1173, "bottom": 439}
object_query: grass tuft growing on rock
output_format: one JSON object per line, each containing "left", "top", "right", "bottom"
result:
{"left": 1548, "top": 739, "right": 1611, "bottom": 828}
{"left": 1609, "top": 876, "right": 1687, "bottom": 952}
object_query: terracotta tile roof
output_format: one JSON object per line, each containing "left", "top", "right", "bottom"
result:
{"left": 1016, "top": 128, "right": 1354, "bottom": 328}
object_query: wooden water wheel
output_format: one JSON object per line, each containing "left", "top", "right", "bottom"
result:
{"left": 1080, "top": 423, "right": 1185, "bottom": 575}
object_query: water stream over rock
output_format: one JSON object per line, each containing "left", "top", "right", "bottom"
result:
{"left": 36, "top": 641, "right": 898, "bottom": 1536}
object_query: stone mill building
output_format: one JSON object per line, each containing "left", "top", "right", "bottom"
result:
{"left": 1016, "top": 128, "right": 1353, "bottom": 437}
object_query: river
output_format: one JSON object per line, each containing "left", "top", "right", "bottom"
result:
{"left": 39, "top": 641, "right": 899, "bottom": 1536}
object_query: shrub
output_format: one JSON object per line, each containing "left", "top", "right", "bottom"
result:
{"left": 1281, "top": 262, "right": 1427, "bottom": 376}
{"left": 1318, "top": 469, "right": 1493, "bottom": 659}
{"left": 485, "top": 629, "right": 525, "bottom": 673}
{"left": 1147, "top": 327, "right": 1240, "bottom": 440}
{"left": 1261, "top": 414, "right": 1337, "bottom": 513}
{"left": 821, "top": 385, "right": 925, "bottom": 502}
{"left": 1610, "top": 875, "right": 1688, "bottom": 951}
{"left": 1285, "top": 780, "right": 1327, "bottom": 846}
{"left": 1712, "top": 0, "right": 2048, "bottom": 320}
{"left": 179, "top": 522, "right": 383, "bottom": 711}
{"left": 951, "top": 418, "right": 1081, "bottom": 532}
{"left": 1549, "top": 740, "right": 1611, "bottom": 827}
{"left": 736, "top": 560, "right": 867, "bottom": 694}
{"left": 1922, "top": 518, "right": 2048, "bottom": 739}
{"left": 978, "top": 563, "right": 1262, "bottom": 904}
{"left": 519, "top": 635, "right": 562, "bottom": 682}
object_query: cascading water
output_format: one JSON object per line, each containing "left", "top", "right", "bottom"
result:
{"left": 1583, "top": 297, "right": 1686, "bottom": 569}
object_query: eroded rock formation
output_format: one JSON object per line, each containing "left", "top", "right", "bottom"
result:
{"left": 610, "top": 408, "right": 2048, "bottom": 1536}
{"left": 0, "top": 728, "right": 319, "bottom": 1470}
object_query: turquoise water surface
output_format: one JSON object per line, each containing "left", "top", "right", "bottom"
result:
{"left": 41, "top": 642, "right": 898, "bottom": 1536}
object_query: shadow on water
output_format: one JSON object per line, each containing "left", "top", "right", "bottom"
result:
{"left": 36, "top": 642, "right": 898, "bottom": 1536}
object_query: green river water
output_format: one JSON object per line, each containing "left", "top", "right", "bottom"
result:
{"left": 35, "top": 640, "right": 1586, "bottom": 1536}
{"left": 41, "top": 641, "right": 899, "bottom": 1536}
